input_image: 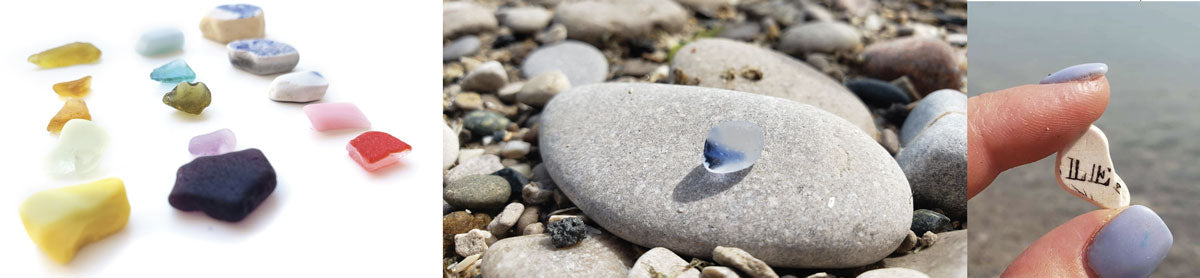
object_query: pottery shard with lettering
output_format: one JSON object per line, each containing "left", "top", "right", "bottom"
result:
{"left": 1055, "top": 125, "right": 1130, "bottom": 209}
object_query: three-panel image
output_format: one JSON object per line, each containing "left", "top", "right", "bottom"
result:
{"left": 3, "top": 0, "right": 1192, "bottom": 277}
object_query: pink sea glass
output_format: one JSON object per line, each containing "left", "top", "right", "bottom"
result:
{"left": 302, "top": 102, "right": 371, "bottom": 132}
{"left": 347, "top": 131, "right": 411, "bottom": 172}
{"left": 189, "top": 128, "right": 237, "bottom": 156}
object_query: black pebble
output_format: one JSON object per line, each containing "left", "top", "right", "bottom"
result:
{"left": 492, "top": 168, "right": 530, "bottom": 199}
{"left": 911, "top": 209, "right": 954, "bottom": 235}
{"left": 626, "top": 38, "right": 657, "bottom": 58}
{"left": 880, "top": 103, "right": 911, "bottom": 127}
{"left": 547, "top": 217, "right": 587, "bottom": 248}
{"left": 845, "top": 78, "right": 913, "bottom": 109}
{"left": 169, "top": 149, "right": 277, "bottom": 222}
{"left": 493, "top": 34, "right": 517, "bottom": 49}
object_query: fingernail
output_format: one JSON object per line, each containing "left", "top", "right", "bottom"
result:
{"left": 1086, "top": 205, "right": 1172, "bottom": 277}
{"left": 1040, "top": 63, "right": 1108, "bottom": 84}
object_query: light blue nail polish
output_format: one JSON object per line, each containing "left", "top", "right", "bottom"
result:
{"left": 1040, "top": 63, "right": 1108, "bottom": 84}
{"left": 1087, "top": 205, "right": 1172, "bottom": 278}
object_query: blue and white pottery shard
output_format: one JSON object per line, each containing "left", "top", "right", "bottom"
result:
{"left": 227, "top": 39, "right": 298, "bottom": 75}
{"left": 703, "top": 120, "right": 764, "bottom": 173}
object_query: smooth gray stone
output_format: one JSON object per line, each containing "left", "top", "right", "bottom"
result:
{"left": 896, "top": 113, "right": 966, "bottom": 220}
{"left": 676, "top": 0, "right": 738, "bottom": 18}
{"left": 498, "top": 6, "right": 553, "bottom": 34}
{"left": 553, "top": 0, "right": 688, "bottom": 44}
{"left": 539, "top": 83, "right": 912, "bottom": 268}
{"left": 443, "top": 2, "right": 497, "bottom": 39}
{"left": 671, "top": 38, "right": 878, "bottom": 140}
{"left": 522, "top": 41, "right": 608, "bottom": 86}
{"left": 883, "top": 230, "right": 967, "bottom": 278}
{"left": 443, "top": 35, "right": 480, "bottom": 62}
{"left": 779, "top": 22, "right": 862, "bottom": 55}
{"left": 743, "top": 0, "right": 804, "bottom": 27}
{"left": 480, "top": 233, "right": 638, "bottom": 278}
{"left": 718, "top": 22, "right": 761, "bottom": 42}
{"left": 444, "top": 174, "right": 511, "bottom": 210}
{"left": 899, "top": 89, "right": 966, "bottom": 146}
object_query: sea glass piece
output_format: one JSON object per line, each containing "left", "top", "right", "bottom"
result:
{"left": 169, "top": 148, "right": 276, "bottom": 222}
{"left": 150, "top": 59, "right": 196, "bottom": 83}
{"left": 703, "top": 121, "right": 764, "bottom": 174}
{"left": 1055, "top": 125, "right": 1130, "bottom": 209}
{"left": 267, "top": 71, "right": 328, "bottom": 102}
{"left": 347, "top": 131, "right": 412, "bottom": 172}
{"left": 19, "top": 177, "right": 129, "bottom": 264}
{"left": 28, "top": 42, "right": 101, "bottom": 68}
{"left": 189, "top": 128, "right": 237, "bottom": 156}
{"left": 46, "top": 119, "right": 109, "bottom": 176}
{"left": 47, "top": 99, "right": 91, "bottom": 134}
{"left": 226, "top": 39, "right": 299, "bottom": 75}
{"left": 136, "top": 27, "right": 185, "bottom": 56}
{"left": 163, "top": 82, "right": 211, "bottom": 114}
{"left": 199, "top": 4, "right": 265, "bottom": 43}
{"left": 303, "top": 102, "right": 370, "bottom": 131}
{"left": 53, "top": 76, "right": 91, "bottom": 98}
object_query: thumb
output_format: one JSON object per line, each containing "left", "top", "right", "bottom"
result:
{"left": 1002, "top": 205, "right": 1172, "bottom": 277}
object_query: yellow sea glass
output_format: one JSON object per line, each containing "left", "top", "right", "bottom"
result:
{"left": 47, "top": 99, "right": 91, "bottom": 134}
{"left": 19, "top": 178, "right": 130, "bottom": 264}
{"left": 28, "top": 42, "right": 101, "bottom": 68}
{"left": 53, "top": 76, "right": 92, "bottom": 98}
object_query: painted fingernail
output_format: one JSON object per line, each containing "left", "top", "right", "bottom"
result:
{"left": 1086, "top": 205, "right": 1172, "bottom": 278}
{"left": 1040, "top": 63, "right": 1108, "bottom": 84}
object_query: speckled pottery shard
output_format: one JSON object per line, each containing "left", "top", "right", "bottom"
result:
{"left": 1055, "top": 125, "right": 1130, "bottom": 209}
{"left": 226, "top": 39, "right": 298, "bottom": 75}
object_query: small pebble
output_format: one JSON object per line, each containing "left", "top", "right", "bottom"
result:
{"left": 492, "top": 168, "right": 530, "bottom": 198}
{"left": 462, "top": 110, "right": 510, "bottom": 137}
{"left": 522, "top": 183, "right": 553, "bottom": 204}
{"left": 523, "top": 222, "right": 545, "bottom": 235}
{"left": 1055, "top": 125, "right": 1129, "bottom": 208}
{"left": 630, "top": 247, "right": 700, "bottom": 278}
{"left": 150, "top": 59, "right": 196, "bottom": 83}
{"left": 19, "top": 177, "right": 129, "bottom": 264}
{"left": 487, "top": 202, "right": 525, "bottom": 237}
{"left": 779, "top": 22, "right": 862, "bottom": 55}
{"left": 443, "top": 35, "right": 481, "bottom": 62}
{"left": 268, "top": 71, "right": 328, "bottom": 103}
{"left": 28, "top": 42, "right": 100, "bottom": 68}
{"left": 701, "top": 266, "right": 740, "bottom": 278}
{"left": 52, "top": 76, "right": 92, "bottom": 98}
{"left": 46, "top": 99, "right": 91, "bottom": 134}
{"left": 516, "top": 71, "right": 570, "bottom": 108}
{"left": 46, "top": 119, "right": 108, "bottom": 176}
{"left": 303, "top": 102, "right": 371, "bottom": 132}
{"left": 446, "top": 154, "right": 504, "bottom": 183}
{"left": 199, "top": 4, "right": 265, "bottom": 43}
{"left": 546, "top": 216, "right": 587, "bottom": 248}
{"left": 347, "top": 131, "right": 411, "bottom": 172}
{"left": 845, "top": 78, "right": 913, "bottom": 109}
{"left": 444, "top": 175, "right": 511, "bottom": 210}
{"left": 461, "top": 61, "right": 508, "bottom": 93}
{"left": 162, "top": 81, "right": 211, "bottom": 114}
{"left": 454, "top": 229, "right": 497, "bottom": 257}
{"left": 911, "top": 209, "right": 953, "bottom": 235}
{"left": 189, "top": 128, "right": 237, "bottom": 156}
{"left": 443, "top": 211, "right": 492, "bottom": 256}
{"left": 498, "top": 6, "right": 552, "bottom": 34}
{"left": 712, "top": 246, "right": 778, "bottom": 278}
{"left": 500, "top": 140, "right": 531, "bottom": 159}
{"left": 136, "top": 27, "right": 184, "bottom": 56}
{"left": 453, "top": 92, "right": 484, "bottom": 111}
{"left": 169, "top": 148, "right": 276, "bottom": 222}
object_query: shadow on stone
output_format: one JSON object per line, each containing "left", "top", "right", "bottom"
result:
{"left": 672, "top": 164, "right": 751, "bottom": 203}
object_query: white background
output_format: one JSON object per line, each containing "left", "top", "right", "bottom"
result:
{"left": 0, "top": 1, "right": 440, "bottom": 276}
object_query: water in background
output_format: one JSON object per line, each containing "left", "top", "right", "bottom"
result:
{"left": 969, "top": 2, "right": 1200, "bottom": 277}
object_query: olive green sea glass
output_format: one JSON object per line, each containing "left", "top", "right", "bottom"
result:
{"left": 163, "top": 82, "right": 211, "bottom": 114}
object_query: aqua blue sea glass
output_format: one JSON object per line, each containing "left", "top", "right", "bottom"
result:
{"left": 150, "top": 59, "right": 196, "bottom": 83}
